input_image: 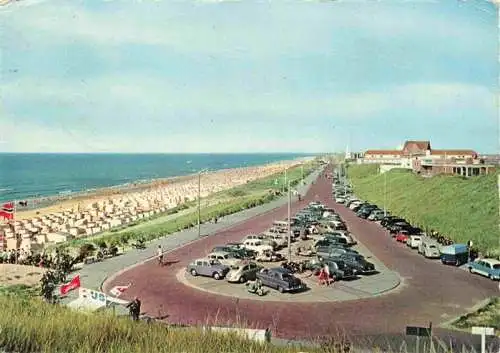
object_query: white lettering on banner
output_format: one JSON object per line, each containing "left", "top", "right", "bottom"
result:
{"left": 79, "top": 287, "right": 107, "bottom": 305}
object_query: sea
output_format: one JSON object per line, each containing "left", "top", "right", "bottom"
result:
{"left": 0, "top": 153, "right": 313, "bottom": 204}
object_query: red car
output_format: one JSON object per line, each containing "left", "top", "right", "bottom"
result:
{"left": 395, "top": 232, "right": 409, "bottom": 243}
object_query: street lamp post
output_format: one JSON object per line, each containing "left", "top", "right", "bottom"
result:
{"left": 197, "top": 168, "right": 208, "bottom": 237}
{"left": 384, "top": 170, "right": 387, "bottom": 217}
{"left": 283, "top": 168, "right": 288, "bottom": 193}
{"left": 287, "top": 180, "right": 292, "bottom": 262}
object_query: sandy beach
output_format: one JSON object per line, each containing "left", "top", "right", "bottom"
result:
{"left": 0, "top": 159, "right": 311, "bottom": 252}
{"left": 14, "top": 160, "right": 304, "bottom": 220}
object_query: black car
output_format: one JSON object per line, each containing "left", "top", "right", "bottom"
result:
{"left": 327, "top": 253, "right": 376, "bottom": 275}
{"left": 314, "top": 238, "right": 348, "bottom": 249}
{"left": 382, "top": 217, "right": 407, "bottom": 228}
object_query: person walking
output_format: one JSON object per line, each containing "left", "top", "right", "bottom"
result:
{"left": 156, "top": 245, "right": 163, "bottom": 266}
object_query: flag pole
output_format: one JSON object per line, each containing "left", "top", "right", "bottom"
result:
{"left": 13, "top": 199, "right": 18, "bottom": 264}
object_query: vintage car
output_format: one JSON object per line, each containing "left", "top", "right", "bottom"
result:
{"left": 186, "top": 258, "right": 230, "bottom": 280}
{"left": 242, "top": 239, "right": 274, "bottom": 255}
{"left": 325, "top": 231, "right": 356, "bottom": 246}
{"left": 211, "top": 245, "right": 255, "bottom": 259}
{"left": 316, "top": 246, "right": 358, "bottom": 261}
{"left": 440, "top": 244, "right": 469, "bottom": 266}
{"left": 327, "top": 253, "right": 376, "bottom": 275}
{"left": 226, "top": 261, "right": 263, "bottom": 283}
{"left": 395, "top": 231, "right": 410, "bottom": 243}
{"left": 467, "top": 259, "right": 500, "bottom": 280}
{"left": 255, "top": 250, "right": 285, "bottom": 262}
{"left": 311, "top": 260, "right": 357, "bottom": 280}
{"left": 262, "top": 233, "right": 287, "bottom": 248}
{"left": 256, "top": 267, "right": 306, "bottom": 293}
{"left": 206, "top": 251, "right": 242, "bottom": 267}
{"left": 418, "top": 238, "right": 440, "bottom": 259}
{"left": 244, "top": 234, "right": 277, "bottom": 249}
{"left": 406, "top": 235, "right": 422, "bottom": 249}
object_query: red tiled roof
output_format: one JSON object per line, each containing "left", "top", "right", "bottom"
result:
{"left": 430, "top": 149, "right": 477, "bottom": 156}
{"left": 364, "top": 150, "right": 403, "bottom": 155}
{"left": 403, "top": 140, "right": 431, "bottom": 152}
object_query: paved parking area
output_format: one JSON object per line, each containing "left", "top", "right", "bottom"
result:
{"left": 177, "top": 233, "right": 401, "bottom": 303}
{"left": 61, "top": 167, "right": 323, "bottom": 304}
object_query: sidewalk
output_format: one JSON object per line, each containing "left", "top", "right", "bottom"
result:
{"left": 61, "top": 167, "right": 323, "bottom": 303}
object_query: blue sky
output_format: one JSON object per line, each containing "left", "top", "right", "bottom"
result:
{"left": 1, "top": 0, "right": 498, "bottom": 153}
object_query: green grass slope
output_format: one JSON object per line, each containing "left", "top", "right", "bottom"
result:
{"left": 346, "top": 164, "right": 499, "bottom": 256}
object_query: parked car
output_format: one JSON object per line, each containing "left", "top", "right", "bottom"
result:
{"left": 382, "top": 217, "right": 406, "bottom": 228}
{"left": 226, "top": 261, "right": 263, "bottom": 283}
{"left": 322, "top": 260, "right": 357, "bottom": 280}
{"left": 324, "top": 231, "right": 356, "bottom": 246}
{"left": 440, "top": 244, "right": 469, "bottom": 266}
{"left": 406, "top": 235, "right": 422, "bottom": 249}
{"left": 395, "top": 231, "right": 410, "bottom": 243}
{"left": 242, "top": 239, "right": 274, "bottom": 255}
{"left": 262, "top": 233, "right": 287, "bottom": 248}
{"left": 335, "top": 195, "right": 346, "bottom": 203}
{"left": 314, "top": 237, "right": 348, "bottom": 249}
{"left": 467, "top": 259, "right": 500, "bottom": 280}
{"left": 256, "top": 267, "right": 306, "bottom": 293}
{"left": 186, "top": 258, "right": 230, "bottom": 280}
{"left": 418, "top": 238, "right": 440, "bottom": 258}
{"left": 327, "top": 253, "right": 376, "bottom": 275}
{"left": 368, "top": 210, "right": 386, "bottom": 221}
{"left": 244, "top": 234, "right": 277, "bottom": 249}
{"left": 206, "top": 251, "right": 242, "bottom": 267}
{"left": 211, "top": 245, "right": 255, "bottom": 259}
{"left": 316, "top": 246, "right": 358, "bottom": 261}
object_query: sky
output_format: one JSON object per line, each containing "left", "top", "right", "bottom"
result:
{"left": 0, "top": 0, "right": 498, "bottom": 154}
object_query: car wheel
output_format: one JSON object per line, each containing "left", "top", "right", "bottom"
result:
{"left": 469, "top": 267, "right": 474, "bottom": 273}
{"left": 239, "top": 276, "right": 246, "bottom": 283}
{"left": 488, "top": 274, "right": 493, "bottom": 280}
{"left": 278, "top": 286, "right": 284, "bottom": 293}
{"left": 190, "top": 269, "right": 197, "bottom": 276}
{"left": 213, "top": 272, "right": 221, "bottom": 280}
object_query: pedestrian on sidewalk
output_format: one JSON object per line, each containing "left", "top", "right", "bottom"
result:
{"left": 157, "top": 245, "right": 163, "bottom": 266}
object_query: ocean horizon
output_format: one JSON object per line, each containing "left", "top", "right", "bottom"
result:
{"left": 0, "top": 153, "right": 315, "bottom": 203}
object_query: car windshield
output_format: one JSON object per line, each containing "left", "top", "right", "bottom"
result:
{"left": 493, "top": 264, "right": 500, "bottom": 269}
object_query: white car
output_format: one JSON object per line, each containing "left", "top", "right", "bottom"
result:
{"left": 244, "top": 234, "right": 276, "bottom": 249}
{"left": 242, "top": 239, "right": 274, "bottom": 254}
{"left": 335, "top": 196, "right": 346, "bottom": 203}
{"left": 349, "top": 201, "right": 362, "bottom": 210}
{"left": 406, "top": 235, "right": 422, "bottom": 249}
{"left": 206, "top": 251, "right": 242, "bottom": 267}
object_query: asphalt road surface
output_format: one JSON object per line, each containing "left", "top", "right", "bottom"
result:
{"left": 104, "top": 166, "right": 498, "bottom": 349}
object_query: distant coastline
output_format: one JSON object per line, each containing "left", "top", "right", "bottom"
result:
{"left": 0, "top": 153, "right": 316, "bottom": 212}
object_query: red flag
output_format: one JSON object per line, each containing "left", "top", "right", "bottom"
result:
{"left": 0, "top": 202, "right": 14, "bottom": 220}
{"left": 60, "top": 275, "right": 81, "bottom": 295}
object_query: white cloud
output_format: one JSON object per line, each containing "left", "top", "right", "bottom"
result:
{"left": 2, "top": 1, "right": 490, "bottom": 55}
{"left": 3, "top": 76, "right": 493, "bottom": 120}
{"left": 1, "top": 76, "right": 495, "bottom": 152}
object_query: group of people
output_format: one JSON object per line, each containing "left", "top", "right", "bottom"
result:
{"left": 0, "top": 248, "right": 31, "bottom": 264}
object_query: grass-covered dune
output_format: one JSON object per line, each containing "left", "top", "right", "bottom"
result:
{"left": 346, "top": 164, "right": 499, "bottom": 256}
